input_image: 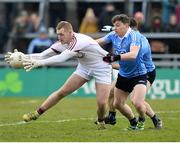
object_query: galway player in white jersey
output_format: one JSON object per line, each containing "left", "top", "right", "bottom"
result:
{"left": 38, "top": 32, "right": 111, "bottom": 70}
{"left": 5, "top": 21, "right": 112, "bottom": 130}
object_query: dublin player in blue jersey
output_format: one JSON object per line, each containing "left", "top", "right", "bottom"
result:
{"left": 97, "top": 14, "right": 147, "bottom": 130}
{"left": 97, "top": 17, "right": 162, "bottom": 130}
{"left": 97, "top": 14, "right": 162, "bottom": 130}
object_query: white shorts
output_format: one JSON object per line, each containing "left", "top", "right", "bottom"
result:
{"left": 74, "top": 64, "right": 112, "bottom": 84}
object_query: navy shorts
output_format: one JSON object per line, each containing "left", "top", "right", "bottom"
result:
{"left": 115, "top": 74, "right": 147, "bottom": 93}
{"left": 147, "top": 69, "right": 156, "bottom": 85}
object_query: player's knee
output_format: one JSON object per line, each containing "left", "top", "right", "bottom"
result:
{"left": 132, "top": 100, "right": 144, "bottom": 110}
{"left": 113, "top": 101, "right": 118, "bottom": 109}
{"left": 113, "top": 100, "right": 124, "bottom": 109}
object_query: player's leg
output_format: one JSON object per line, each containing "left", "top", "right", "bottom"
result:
{"left": 114, "top": 87, "right": 137, "bottom": 130}
{"left": 93, "top": 65, "right": 112, "bottom": 129}
{"left": 144, "top": 81, "right": 162, "bottom": 129}
{"left": 108, "top": 80, "right": 116, "bottom": 112}
{"left": 105, "top": 80, "right": 153, "bottom": 126}
{"left": 38, "top": 74, "right": 87, "bottom": 111}
{"left": 145, "top": 101, "right": 162, "bottom": 129}
{"left": 144, "top": 69, "right": 162, "bottom": 129}
{"left": 130, "top": 84, "right": 147, "bottom": 130}
{"left": 104, "top": 79, "right": 117, "bottom": 125}
{"left": 95, "top": 82, "right": 111, "bottom": 129}
{"left": 113, "top": 74, "right": 138, "bottom": 130}
{"left": 145, "top": 81, "right": 155, "bottom": 117}
{"left": 23, "top": 73, "right": 88, "bottom": 122}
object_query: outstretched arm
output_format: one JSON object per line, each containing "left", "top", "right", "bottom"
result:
{"left": 26, "top": 41, "right": 63, "bottom": 60}
{"left": 23, "top": 49, "right": 78, "bottom": 72}
{"left": 34, "top": 49, "right": 77, "bottom": 66}
{"left": 5, "top": 41, "right": 64, "bottom": 69}
{"left": 27, "top": 48, "right": 57, "bottom": 60}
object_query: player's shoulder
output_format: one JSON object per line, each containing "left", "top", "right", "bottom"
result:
{"left": 51, "top": 41, "right": 66, "bottom": 49}
{"left": 129, "top": 29, "right": 138, "bottom": 36}
{"left": 69, "top": 33, "right": 98, "bottom": 50}
{"left": 106, "top": 31, "right": 116, "bottom": 36}
{"left": 50, "top": 41, "right": 67, "bottom": 52}
{"left": 52, "top": 41, "right": 61, "bottom": 46}
{"left": 74, "top": 32, "right": 97, "bottom": 44}
{"left": 129, "top": 29, "right": 141, "bottom": 40}
{"left": 103, "top": 31, "right": 117, "bottom": 41}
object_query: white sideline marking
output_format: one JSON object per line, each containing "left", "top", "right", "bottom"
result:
{"left": 0, "top": 118, "right": 94, "bottom": 127}
{"left": 156, "top": 110, "right": 180, "bottom": 114}
{"left": 0, "top": 110, "right": 180, "bottom": 127}
{"left": 0, "top": 121, "right": 26, "bottom": 127}
{"left": 38, "top": 117, "right": 95, "bottom": 123}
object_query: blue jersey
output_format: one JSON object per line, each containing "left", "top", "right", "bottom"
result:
{"left": 136, "top": 31, "right": 155, "bottom": 72}
{"left": 103, "top": 28, "right": 147, "bottom": 78}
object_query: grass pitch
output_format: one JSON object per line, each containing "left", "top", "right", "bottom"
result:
{"left": 0, "top": 97, "right": 180, "bottom": 142}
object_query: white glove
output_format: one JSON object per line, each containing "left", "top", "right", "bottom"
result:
{"left": 23, "top": 59, "right": 41, "bottom": 72}
{"left": 4, "top": 49, "right": 19, "bottom": 64}
{"left": 4, "top": 52, "right": 13, "bottom": 64}
{"left": 101, "top": 25, "right": 113, "bottom": 32}
{"left": 4, "top": 49, "right": 28, "bottom": 67}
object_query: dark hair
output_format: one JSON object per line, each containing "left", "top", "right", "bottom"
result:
{"left": 129, "top": 17, "right": 138, "bottom": 30}
{"left": 112, "top": 14, "right": 130, "bottom": 24}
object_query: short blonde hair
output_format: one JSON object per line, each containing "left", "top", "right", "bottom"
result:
{"left": 56, "top": 21, "right": 73, "bottom": 32}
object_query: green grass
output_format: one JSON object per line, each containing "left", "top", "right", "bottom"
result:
{"left": 0, "top": 97, "right": 180, "bottom": 142}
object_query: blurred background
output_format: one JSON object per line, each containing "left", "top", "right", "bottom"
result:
{"left": 0, "top": 0, "right": 180, "bottom": 99}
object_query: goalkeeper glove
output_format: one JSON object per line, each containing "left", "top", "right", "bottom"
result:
{"left": 103, "top": 53, "right": 121, "bottom": 63}
{"left": 4, "top": 49, "right": 30, "bottom": 68}
{"left": 101, "top": 25, "right": 114, "bottom": 32}
{"left": 4, "top": 49, "right": 19, "bottom": 64}
{"left": 4, "top": 52, "right": 13, "bottom": 64}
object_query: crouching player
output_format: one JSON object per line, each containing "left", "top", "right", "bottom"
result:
{"left": 5, "top": 21, "right": 112, "bottom": 130}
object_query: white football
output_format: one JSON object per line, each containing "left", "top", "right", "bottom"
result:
{"left": 9, "top": 52, "right": 24, "bottom": 68}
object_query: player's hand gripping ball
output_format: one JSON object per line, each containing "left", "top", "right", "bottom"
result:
{"left": 9, "top": 52, "right": 25, "bottom": 68}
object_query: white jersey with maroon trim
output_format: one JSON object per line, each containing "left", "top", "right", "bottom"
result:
{"left": 49, "top": 33, "right": 109, "bottom": 68}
